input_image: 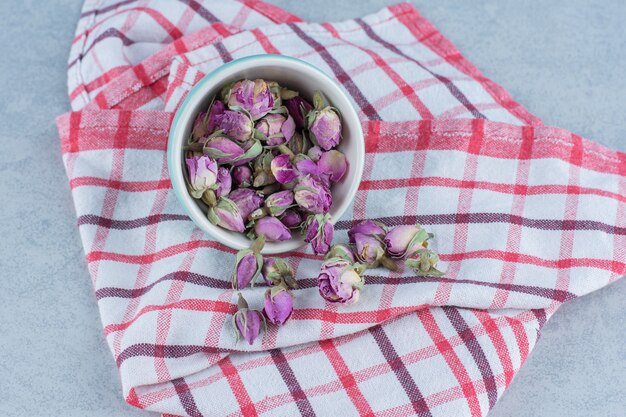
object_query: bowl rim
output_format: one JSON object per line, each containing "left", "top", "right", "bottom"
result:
{"left": 167, "top": 54, "right": 364, "bottom": 254}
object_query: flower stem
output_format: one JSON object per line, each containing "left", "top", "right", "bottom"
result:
{"left": 380, "top": 255, "right": 398, "bottom": 271}
{"left": 251, "top": 235, "right": 266, "bottom": 253}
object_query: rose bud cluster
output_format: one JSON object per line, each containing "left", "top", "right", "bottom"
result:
{"left": 260, "top": 257, "right": 296, "bottom": 325}
{"left": 348, "top": 220, "right": 396, "bottom": 270}
{"left": 184, "top": 79, "right": 347, "bottom": 249}
{"left": 348, "top": 221, "right": 445, "bottom": 276}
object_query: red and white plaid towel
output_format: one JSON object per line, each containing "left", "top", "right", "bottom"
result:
{"left": 58, "top": 1, "right": 625, "bottom": 416}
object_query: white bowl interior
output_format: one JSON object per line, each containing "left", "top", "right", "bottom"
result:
{"left": 169, "top": 55, "right": 364, "bottom": 255}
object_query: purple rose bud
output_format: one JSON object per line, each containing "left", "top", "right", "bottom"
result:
{"left": 215, "top": 167, "right": 232, "bottom": 198}
{"left": 185, "top": 155, "right": 218, "bottom": 199}
{"left": 348, "top": 220, "right": 387, "bottom": 244}
{"left": 232, "top": 165, "right": 253, "bottom": 187}
{"left": 254, "top": 217, "right": 292, "bottom": 241}
{"left": 231, "top": 250, "right": 262, "bottom": 290}
{"left": 295, "top": 157, "right": 319, "bottom": 178}
{"left": 280, "top": 209, "right": 303, "bottom": 229}
{"left": 270, "top": 154, "right": 298, "bottom": 184}
{"left": 206, "top": 100, "right": 226, "bottom": 136}
{"left": 318, "top": 150, "right": 348, "bottom": 183}
{"left": 353, "top": 233, "right": 386, "bottom": 267}
{"left": 265, "top": 190, "right": 294, "bottom": 216}
{"left": 326, "top": 244, "right": 355, "bottom": 263}
{"left": 308, "top": 108, "right": 342, "bottom": 150}
{"left": 384, "top": 224, "right": 430, "bottom": 258}
{"left": 191, "top": 111, "right": 208, "bottom": 140}
{"left": 256, "top": 113, "right": 296, "bottom": 147}
{"left": 233, "top": 293, "right": 265, "bottom": 345}
{"left": 304, "top": 214, "right": 334, "bottom": 256}
{"left": 216, "top": 110, "right": 253, "bottom": 142}
{"left": 226, "top": 79, "right": 274, "bottom": 120}
{"left": 207, "top": 197, "right": 245, "bottom": 232}
{"left": 307, "top": 146, "right": 323, "bottom": 162}
{"left": 317, "top": 258, "right": 364, "bottom": 305}
{"left": 253, "top": 151, "right": 276, "bottom": 187}
{"left": 294, "top": 176, "right": 332, "bottom": 214}
{"left": 203, "top": 136, "right": 245, "bottom": 165}
{"left": 229, "top": 188, "right": 263, "bottom": 220}
{"left": 263, "top": 285, "right": 293, "bottom": 326}
{"left": 262, "top": 257, "right": 297, "bottom": 288}
{"left": 285, "top": 96, "right": 313, "bottom": 129}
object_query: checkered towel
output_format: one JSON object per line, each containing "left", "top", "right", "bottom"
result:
{"left": 57, "top": 1, "right": 626, "bottom": 416}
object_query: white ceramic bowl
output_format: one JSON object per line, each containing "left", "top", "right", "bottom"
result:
{"left": 168, "top": 54, "right": 364, "bottom": 254}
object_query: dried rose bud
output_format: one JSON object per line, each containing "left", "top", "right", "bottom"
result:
{"left": 270, "top": 154, "right": 298, "bottom": 184}
{"left": 294, "top": 154, "right": 331, "bottom": 187}
{"left": 306, "top": 92, "right": 342, "bottom": 150}
{"left": 307, "top": 145, "right": 323, "bottom": 162}
{"left": 232, "top": 165, "right": 253, "bottom": 188}
{"left": 294, "top": 176, "right": 332, "bottom": 214}
{"left": 280, "top": 209, "right": 303, "bottom": 229}
{"left": 384, "top": 224, "right": 430, "bottom": 259}
{"left": 217, "top": 110, "right": 253, "bottom": 142}
{"left": 318, "top": 150, "right": 348, "bottom": 183}
{"left": 185, "top": 155, "right": 218, "bottom": 199}
{"left": 304, "top": 214, "right": 334, "bottom": 256}
{"left": 263, "top": 285, "right": 293, "bottom": 326}
{"left": 261, "top": 257, "right": 295, "bottom": 287}
{"left": 326, "top": 244, "right": 355, "bottom": 263}
{"left": 215, "top": 167, "right": 232, "bottom": 198}
{"left": 225, "top": 79, "right": 274, "bottom": 120}
{"left": 317, "top": 257, "right": 365, "bottom": 305}
{"left": 308, "top": 108, "right": 341, "bottom": 150}
{"left": 207, "top": 197, "right": 245, "bottom": 232}
{"left": 348, "top": 220, "right": 396, "bottom": 270}
{"left": 203, "top": 136, "right": 245, "bottom": 165}
{"left": 232, "top": 139, "right": 263, "bottom": 167}
{"left": 353, "top": 233, "right": 387, "bottom": 268}
{"left": 294, "top": 156, "right": 319, "bottom": 178}
{"left": 191, "top": 111, "right": 208, "bottom": 140}
{"left": 206, "top": 100, "right": 226, "bottom": 136}
{"left": 253, "top": 151, "right": 276, "bottom": 187}
{"left": 348, "top": 220, "right": 387, "bottom": 243}
{"left": 406, "top": 248, "right": 444, "bottom": 276}
{"left": 231, "top": 236, "right": 265, "bottom": 289}
{"left": 254, "top": 216, "right": 292, "bottom": 241}
{"left": 287, "top": 131, "right": 310, "bottom": 155}
{"left": 256, "top": 113, "right": 296, "bottom": 147}
{"left": 285, "top": 96, "right": 313, "bottom": 129}
{"left": 229, "top": 188, "right": 263, "bottom": 220}
{"left": 265, "top": 190, "right": 294, "bottom": 216}
{"left": 232, "top": 293, "right": 265, "bottom": 345}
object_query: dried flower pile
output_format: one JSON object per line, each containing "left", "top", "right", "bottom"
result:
{"left": 183, "top": 78, "right": 443, "bottom": 345}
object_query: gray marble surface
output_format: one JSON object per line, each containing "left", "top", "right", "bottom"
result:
{"left": 0, "top": 1, "right": 624, "bottom": 416}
